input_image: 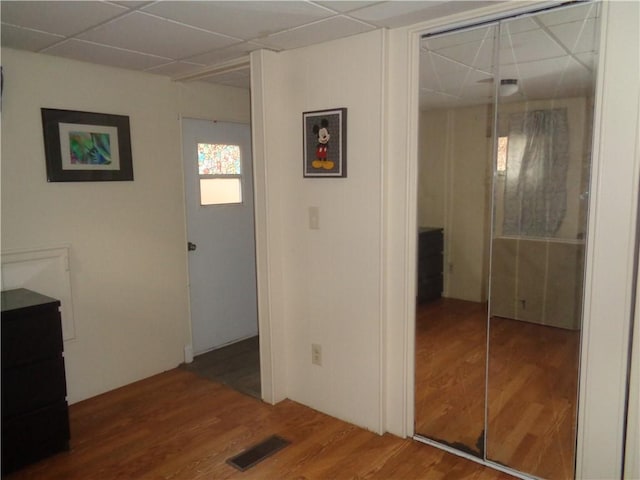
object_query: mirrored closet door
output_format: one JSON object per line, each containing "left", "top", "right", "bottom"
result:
{"left": 415, "top": 3, "right": 600, "bottom": 478}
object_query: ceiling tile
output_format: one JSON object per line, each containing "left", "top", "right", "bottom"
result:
{"left": 420, "top": 89, "right": 461, "bottom": 110}
{"left": 421, "top": 52, "right": 471, "bottom": 96}
{"left": 348, "top": 1, "right": 448, "bottom": 27}
{"left": 351, "top": 1, "right": 497, "bottom": 29}
{"left": 574, "top": 52, "right": 598, "bottom": 71}
{"left": 0, "top": 23, "right": 64, "bottom": 51}
{"left": 420, "top": 52, "right": 444, "bottom": 91}
{"left": 258, "top": 15, "right": 374, "bottom": 51}
{"left": 513, "top": 56, "right": 571, "bottom": 82}
{"left": 508, "top": 55, "right": 594, "bottom": 99}
{"left": 110, "top": 1, "right": 154, "bottom": 8}
{"left": 142, "top": 1, "right": 333, "bottom": 41}
{"left": 185, "top": 41, "right": 265, "bottom": 65}
{"left": 501, "top": 16, "right": 539, "bottom": 35}
{"left": 464, "top": 68, "right": 493, "bottom": 85}
{"left": 77, "top": 11, "right": 238, "bottom": 59}
{"left": 500, "top": 28, "right": 566, "bottom": 65}
{"left": 44, "top": 39, "right": 172, "bottom": 71}
{"left": 437, "top": 70, "right": 473, "bottom": 96}
{"left": 423, "top": 24, "right": 493, "bottom": 51}
{"left": 547, "top": 18, "right": 598, "bottom": 55}
{"left": 0, "top": 1, "right": 128, "bottom": 36}
{"left": 435, "top": 34, "right": 495, "bottom": 71}
{"left": 203, "top": 69, "right": 251, "bottom": 89}
{"left": 145, "top": 61, "right": 205, "bottom": 76}
{"left": 537, "top": 2, "right": 598, "bottom": 27}
{"left": 459, "top": 82, "right": 494, "bottom": 102}
{"left": 498, "top": 62, "right": 520, "bottom": 80}
{"left": 314, "top": 1, "right": 386, "bottom": 14}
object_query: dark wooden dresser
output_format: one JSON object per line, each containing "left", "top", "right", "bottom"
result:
{"left": 417, "top": 227, "right": 443, "bottom": 303}
{"left": 1, "top": 288, "right": 70, "bottom": 474}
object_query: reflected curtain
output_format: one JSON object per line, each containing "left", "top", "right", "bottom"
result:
{"left": 503, "top": 108, "right": 569, "bottom": 237}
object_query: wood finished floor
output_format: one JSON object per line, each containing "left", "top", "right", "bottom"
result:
{"left": 415, "top": 298, "right": 580, "bottom": 480}
{"left": 7, "top": 369, "right": 515, "bottom": 480}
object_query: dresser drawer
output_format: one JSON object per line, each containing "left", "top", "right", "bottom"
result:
{"left": 1, "top": 309, "right": 64, "bottom": 367}
{"left": 418, "top": 228, "right": 443, "bottom": 255}
{"left": 418, "top": 275, "right": 443, "bottom": 303}
{"left": 2, "top": 400, "right": 70, "bottom": 474}
{"left": 2, "top": 357, "right": 67, "bottom": 417}
{"left": 419, "top": 253, "right": 443, "bottom": 277}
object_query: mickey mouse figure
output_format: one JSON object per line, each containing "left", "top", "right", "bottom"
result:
{"left": 311, "top": 119, "right": 334, "bottom": 170}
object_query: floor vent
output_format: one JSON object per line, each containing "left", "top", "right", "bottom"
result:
{"left": 226, "top": 435, "right": 290, "bottom": 471}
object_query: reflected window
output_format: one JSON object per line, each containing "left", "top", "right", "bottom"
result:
{"left": 497, "top": 136, "right": 508, "bottom": 173}
{"left": 197, "top": 143, "right": 242, "bottom": 205}
{"left": 502, "top": 109, "right": 569, "bottom": 237}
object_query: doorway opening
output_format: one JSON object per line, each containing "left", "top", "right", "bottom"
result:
{"left": 181, "top": 117, "right": 260, "bottom": 399}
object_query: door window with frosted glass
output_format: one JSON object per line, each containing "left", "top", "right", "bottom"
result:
{"left": 197, "top": 143, "right": 242, "bottom": 205}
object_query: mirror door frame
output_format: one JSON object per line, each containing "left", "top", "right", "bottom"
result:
{"left": 397, "top": 1, "right": 640, "bottom": 478}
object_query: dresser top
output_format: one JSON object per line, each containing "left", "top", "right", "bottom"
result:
{"left": 1, "top": 288, "right": 60, "bottom": 313}
{"left": 419, "top": 227, "right": 443, "bottom": 234}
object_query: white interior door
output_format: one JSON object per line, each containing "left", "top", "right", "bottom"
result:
{"left": 182, "top": 118, "right": 258, "bottom": 355}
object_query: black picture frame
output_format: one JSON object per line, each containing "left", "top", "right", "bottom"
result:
{"left": 303, "top": 108, "right": 347, "bottom": 178}
{"left": 41, "top": 108, "right": 133, "bottom": 182}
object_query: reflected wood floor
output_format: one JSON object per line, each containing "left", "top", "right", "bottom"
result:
{"left": 415, "top": 299, "right": 487, "bottom": 455}
{"left": 415, "top": 298, "right": 580, "bottom": 480}
{"left": 487, "top": 316, "right": 579, "bottom": 480}
{"left": 7, "top": 369, "right": 515, "bottom": 480}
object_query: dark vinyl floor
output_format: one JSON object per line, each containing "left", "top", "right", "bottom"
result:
{"left": 181, "top": 335, "right": 261, "bottom": 399}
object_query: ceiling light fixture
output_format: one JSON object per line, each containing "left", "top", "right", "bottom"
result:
{"left": 499, "top": 78, "right": 519, "bottom": 96}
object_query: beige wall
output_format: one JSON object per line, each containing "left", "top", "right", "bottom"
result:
{"left": 2, "top": 2, "right": 637, "bottom": 478}
{"left": 417, "top": 110, "right": 447, "bottom": 229}
{"left": 251, "top": 29, "right": 386, "bottom": 432}
{"left": 0, "top": 48, "right": 250, "bottom": 403}
{"left": 418, "top": 105, "right": 492, "bottom": 302}
{"left": 418, "top": 96, "right": 590, "bottom": 304}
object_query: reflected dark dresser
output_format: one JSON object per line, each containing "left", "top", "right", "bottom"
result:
{"left": 418, "top": 227, "right": 444, "bottom": 303}
{"left": 1, "top": 288, "right": 70, "bottom": 474}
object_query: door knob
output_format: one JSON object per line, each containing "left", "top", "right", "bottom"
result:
{"left": 188, "top": 242, "right": 197, "bottom": 251}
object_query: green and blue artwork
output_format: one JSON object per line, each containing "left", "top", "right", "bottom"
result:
{"left": 69, "top": 131, "right": 111, "bottom": 165}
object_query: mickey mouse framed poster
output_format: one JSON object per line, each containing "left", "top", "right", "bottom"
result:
{"left": 303, "top": 108, "right": 347, "bottom": 178}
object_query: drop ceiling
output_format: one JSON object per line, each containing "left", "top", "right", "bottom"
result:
{"left": 1, "top": 0, "right": 499, "bottom": 89}
{"left": 420, "top": 1, "right": 599, "bottom": 109}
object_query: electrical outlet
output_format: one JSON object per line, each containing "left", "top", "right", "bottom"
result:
{"left": 311, "top": 343, "right": 322, "bottom": 366}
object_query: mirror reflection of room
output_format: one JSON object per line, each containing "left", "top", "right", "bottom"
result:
{"left": 415, "top": 3, "right": 599, "bottom": 479}
{"left": 415, "top": 22, "right": 496, "bottom": 458}
{"left": 486, "top": 5, "right": 598, "bottom": 478}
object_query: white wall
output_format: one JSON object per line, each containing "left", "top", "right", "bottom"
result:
{"left": 0, "top": 48, "right": 250, "bottom": 403}
{"left": 576, "top": 1, "right": 639, "bottom": 477}
{"left": 251, "top": 30, "right": 386, "bottom": 432}
{"left": 626, "top": 271, "right": 640, "bottom": 479}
